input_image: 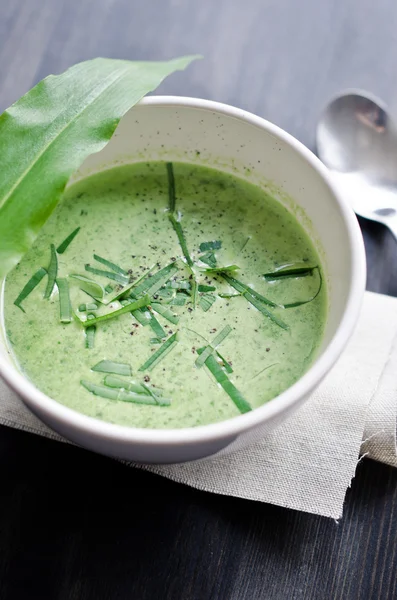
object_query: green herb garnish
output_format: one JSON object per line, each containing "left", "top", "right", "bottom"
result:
{"left": 170, "top": 293, "right": 187, "bottom": 306}
{"left": 199, "top": 252, "right": 217, "bottom": 268}
{"left": 263, "top": 265, "right": 317, "bottom": 280}
{"left": 215, "top": 350, "right": 233, "bottom": 374}
{"left": 92, "top": 360, "right": 132, "bottom": 376}
{"left": 196, "top": 348, "right": 252, "bottom": 414}
{"left": 138, "top": 331, "right": 178, "bottom": 372}
{"left": 14, "top": 267, "right": 47, "bottom": 312}
{"left": 199, "top": 293, "right": 217, "bottom": 312}
{"left": 198, "top": 284, "right": 216, "bottom": 292}
{"left": 57, "top": 227, "right": 80, "bottom": 254}
{"left": 199, "top": 240, "right": 222, "bottom": 252}
{"left": 201, "top": 265, "right": 239, "bottom": 274}
{"left": 81, "top": 295, "right": 150, "bottom": 327}
{"left": 283, "top": 268, "right": 323, "bottom": 308}
{"left": 148, "top": 312, "right": 167, "bottom": 338}
{"left": 150, "top": 303, "right": 179, "bottom": 325}
{"left": 132, "top": 263, "right": 177, "bottom": 297}
{"left": 85, "top": 264, "right": 129, "bottom": 285}
{"left": 168, "top": 280, "right": 191, "bottom": 290}
{"left": 69, "top": 274, "right": 105, "bottom": 300}
{"left": 93, "top": 254, "right": 128, "bottom": 276}
{"left": 81, "top": 380, "right": 170, "bottom": 406}
{"left": 78, "top": 303, "right": 98, "bottom": 312}
{"left": 105, "top": 284, "right": 113, "bottom": 293}
{"left": 131, "top": 307, "right": 152, "bottom": 326}
{"left": 56, "top": 278, "right": 72, "bottom": 323}
{"left": 44, "top": 244, "right": 58, "bottom": 299}
{"left": 166, "top": 162, "right": 176, "bottom": 213}
{"left": 85, "top": 314, "right": 96, "bottom": 348}
{"left": 168, "top": 214, "right": 194, "bottom": 267}
{"left": 104, "top": 375, "right": 170, "bottom": 406}
{"left": 195, "top": 325, "right": 232, "bottom": 368}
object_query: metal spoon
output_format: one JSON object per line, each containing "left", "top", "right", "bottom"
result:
{"left": 316, "top": 90, "right": 397, "bottom": 240}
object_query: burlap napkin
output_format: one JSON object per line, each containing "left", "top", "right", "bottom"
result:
{"left": 1, "top": 291, "right": 396, "bottom": 519}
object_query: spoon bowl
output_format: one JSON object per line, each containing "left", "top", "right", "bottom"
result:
{"left": 317, "top": 90, "right": 397, "bottom": 239}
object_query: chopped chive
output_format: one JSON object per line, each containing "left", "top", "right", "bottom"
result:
{"left": 140, "top": 383, "right": 170, "bottom": 405}
{"left": 145, "top": 268, "right": 179, "bottom": 297}
{"left": 168, "top": 214, "right": 194, "bottom": 267}
{"left": 85, "top": 314, "right": 96, "bottom": 348}
{"left": 245, "top": 292, "right": 289, "bottom": 330}
{"left": 198, "top": 284, "right": 216, "bottom": 292}
{"left": 218, "top": 293, "right": 241, "bottom": 298}
{"left": 215, "top": 350, "right": 233, "bottom": 374}
{"left": 168, "top": 280, "right": 191, "bottom": 290}
{"left": 196, "top": 348, "right": 252, "bottom": 414}
{"left": 199, "top": 240, "right": 222, "bottom": 252}
{"left": 104, "top": 376, "right": 169, "bottom": 405}
{"left": 105, "top": 284, "right": 113, "bottom": 293}
{"left": 69, "top": 274, "right": 105, "bottom": 300}
{"left": 150, "top": 303, "right": 179, "bottom": 325}
{"left": 166, "top": 162, "right": 176, "bottom": 213}
{"left": 139, "top": 332, "right": 178, "bottom": 372}
{"left": 85, "top": 264, "right": 129, "bottom": 285}
{"left": 81, "top": 380, "right": 168, "bottom": 406}
{"left": 199, "top": 251, "right": 217, "bottom": 268}
{"left": 92, "top": 360, "right": 132, "bottom": 376}
{"left": 132, "top": 263, "right": 177, "bottom": 297}
{"left": 191, "top": 276, "right": 198, "bottom": 310}
{"left": 44, "top": 244, "right": 58, "bottom": 299}
{"left": 201, "top": 265, "right": 240, "bottom": 274}
{"left": 104, "top": 375, "right": 146, "bottom": 394}
{"left": 283, "top": 269, "right": 323, "bottom": 308}
{"left": 195, "top": 325, "right": 232, "bottom": 368}
{"left": 221, "top": 274, "right": 280, "bottom": 308}
{"left": 132, "top": 308, "right": 152, "bottom": 326}
{"left": 263, "top": 265, "right": 317, "bottom": 280}
{"left": 56, "top": 278, "right": 72, "bottom": 323}
{"left": 93, "top": 254, "right": 128, "bottom": 276}
{"left": 56, "top": 227, "right": 80, "bottom": 254}
{"left": 150, "top": 337, "right": 163, "bottom": 344}
{"left": 78, "top": 303, "right": 98, "bottom": 312}
{"left": 199, "top": 293, "right": 217, "bottom": 312}
{"left": 81, "top": 295, "right": 150, "bottom": 328}
{"left": 171, "top": 293, "right": 187, "bottom": 306}
{"left": 148, "top": 312, "right": 167, "bottom": 338}
{"left": 14, "top": 267, "right": 47, "bottom": 311}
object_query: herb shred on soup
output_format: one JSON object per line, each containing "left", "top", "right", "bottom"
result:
{"left": 4, "top": 162, "right": 327, "bottom": 429}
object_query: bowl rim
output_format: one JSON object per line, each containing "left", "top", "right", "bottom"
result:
{"left": 0, "top": 95, "right": 366, "bottom": 447}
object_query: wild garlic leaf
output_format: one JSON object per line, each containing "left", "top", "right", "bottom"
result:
{"left": 0, "top": 55, "right": 200, "bottom": 278}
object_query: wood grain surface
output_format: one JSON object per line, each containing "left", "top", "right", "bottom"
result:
{"left": 1, "top": 0, "right": 397, "bottom": 598}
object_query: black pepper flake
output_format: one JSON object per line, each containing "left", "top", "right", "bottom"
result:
{"left": 171, "top": 257, "right": 176, "bottom": 262}
{"left": 210, "top": 328, "right": 217, "bottom": 334}
{"left": 188, "top": 307, "right": 193, "bottom": 313}
{"left": 192, "top": 347, "right": 196, "bottom": 353}
{"left": 127, "top": 269, "right": 133, "bottom": 275}
{"left": 153, "top": 209, "right": 157, "bottom": 214}
{"left": 130, "top": 331, "right": 135, "bottom": 336}
{"left": 266, "top": 347, "right": 270, "bottom": 352}
{"left": 134, "top": 323, "right": 139, "bottom": 328}
{"left": 168, "top": 330, "right": 173, "bottom": 335}
{"left": 144, "top": 375, "right": 150, "bottom": 382}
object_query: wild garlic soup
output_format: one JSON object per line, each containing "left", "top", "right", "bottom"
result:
{"left": 4, "top": 162, "right": 326, "bottom": 429}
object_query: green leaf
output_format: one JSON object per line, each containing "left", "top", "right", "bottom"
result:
{"left": 199, "top": 240, "right": 222, "bottom": 252}
{"left": 139, "top": 332, "right": 179, "bottom": 372}
{"left": 199, "top": 293, "right": 216, "bottom": 312}
{"left": 69, "top": 274, "right": 105, "bottom": 300}
{"left": 201, "top": 265, "right": 240, "bottom": 274}
{"left": 81, "top": 379, "right": 169, "bottom": 406}
{"left": 168, "top": 214, "right": 194, "bottom": 267}
{"left": 263, "top": 265, "right": 317, "bottom": 281}
{"left": 14, "top": 267, "right": 47, "bottom": 311}
{"left": 44, "top": 244, "right": 58, "bottom": 299}
{"left": 56, "top": 278, "right": 72, "bottom": 323}
{"left": 56, "top": 227, "right": 80, "bottom": 254}
{"left": 199, "top": 251, "right": 217, "bottom": 268}
{"left": 150, "top": 303, "right": 179, "bottom": 325}
{"left": 85, "top": 264, "right": 129, "bottom": 285}
{"left": 195, "top": 325, "right": 232, "bottom": 368}
{"left": 196, "top": 348, "right": 251, "bottom": 414}
{"left": 93, "top": 254, "right": 128, "bottom": 276}
{"left": 80, "top": 294, "right": 150, "bottom": 327}
{"left": 0, "top": 55, "right": 200, "bottom": 278}
{"left": 91, "top": 360, "right": 132, "bottom": 376}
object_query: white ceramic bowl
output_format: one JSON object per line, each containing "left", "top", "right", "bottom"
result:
{"left": 0, "top": 97, "right": 366, "bottom": 463}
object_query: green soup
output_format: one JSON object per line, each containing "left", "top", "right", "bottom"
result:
{"left": 3, "top": 162, "right": 326, "bottom": 429}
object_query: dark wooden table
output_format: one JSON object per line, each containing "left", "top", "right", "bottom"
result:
{"left": 1, "top": 1, "right": 397, "bottom": 598}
